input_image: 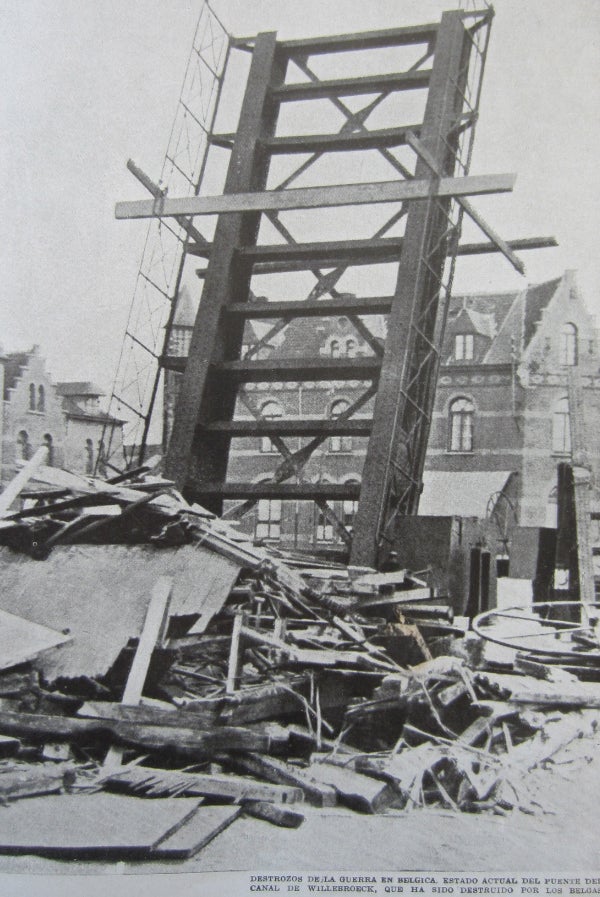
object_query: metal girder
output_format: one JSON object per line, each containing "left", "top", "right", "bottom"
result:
{"left": 351, "top": 10, "right": 476, "bottom": 567}
{"left": 115, "top": 173, "right": 516, "bottom": 221}
{"left": 164, "top": 32, "right": 286, "bottom": 507}
{"left": 200, "top": 419, "right": 373, "bottom": 436}
{"left": 215, "top": 356, "right": 381, "bottom": 383}
{"left": 188, "top": 482, "right": 362, "bottom": 500}
{"left": 259, "top": 125, "right": 422, "bottom": 154}
{"left": 226, "top": 296, "right": 395, "bottom": 318}
{"left": 274, "top": 23, "right": 439, "bottom": 55}
{"left": 271, "top": 69, "right": 432, "bottom": 101}
{"left": 194, "top": 236, "right": 557, "bottom": 273}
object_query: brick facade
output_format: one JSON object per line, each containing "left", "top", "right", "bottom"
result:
{"left": 164, "top": 271, "right": 600, "bottom": 551}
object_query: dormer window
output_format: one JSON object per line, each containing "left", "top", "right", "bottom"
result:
{"left": 455, "top": 333, "right": 474, "bottom": 361}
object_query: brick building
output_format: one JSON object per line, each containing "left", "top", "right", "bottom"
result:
{"left": 1, "top": 346, "right": 124, "bottom": 486}
{"left": 164, "top": 271, "right": 600, "bottom": 552}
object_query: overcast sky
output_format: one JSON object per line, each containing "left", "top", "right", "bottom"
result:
{"left": 1, "top": 0, "right": 599, "bottom": 391}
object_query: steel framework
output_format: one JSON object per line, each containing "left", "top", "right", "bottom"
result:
{"left": 115, "top": 7, "right": 556, "bottom": 568}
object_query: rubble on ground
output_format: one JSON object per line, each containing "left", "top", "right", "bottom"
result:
{"left": 0, "top": 460, "right": 597, "bottom": 860}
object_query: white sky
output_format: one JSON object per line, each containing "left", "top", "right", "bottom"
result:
{"left": 1, "top": 0, "right": 599, "bottom": 391}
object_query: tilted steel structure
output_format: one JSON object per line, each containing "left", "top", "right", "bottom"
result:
{"left": 114, "top": 5, "right": 556, "bottom": 568}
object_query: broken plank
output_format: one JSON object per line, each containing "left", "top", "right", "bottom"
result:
{"left": 0, "top": 711, "right": 277, "bottom": 758}
{"left": 305, "top": 762, "right": 397, "bottom": 813}
{"left": 151, "top": 805, "right": 241, "bottom": 859}
{"left": 243, "top": 801, "right": 304, "bottom": 828}
{"left": 220, "top": 753, "right": 337, "bottom": 807}
{"left": 0, "top": 447, "right": 49, "bottom": 517}
{"left": 105, "top": 765, "right": 304, "bottom": 804}
{"left": 105, "top": 575, "right": 173, "bottom": 768}
{"left": 0, "top": 793, "right": 202, "bottom": 859}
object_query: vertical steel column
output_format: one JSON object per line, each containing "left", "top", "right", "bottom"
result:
{"left": 165, "top": 33, "right": 286, "bottom": 510}
{"left": 351, "top": 11, "right": 471, "bottom": 567}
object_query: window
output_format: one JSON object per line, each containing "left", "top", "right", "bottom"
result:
{"left": 560, "top": 322, "right": 578, "bottom": 366}
{"left": 37, "top": 385, "right": 45, "bottom": 412}
{"left": 552, "top": 397, "right": 571, "bottom": 454}
{"left": 259, "top": 401, "right": 283, "bottom": 453}
{"left": 17, "top": 430, "right": 31, "bottom": 461}
{"left": 170, "top": 328, "right": 192, "bottom": 357}
{"left": 342, "top": 478, "right": 360, "bottom": 532}
{"left": 330, "top": 339, "right": 340, "bottom": 358}
{"left": 29, "top": 383, "right": 36, "bottom": 411}
{"left": 43, "top": 434, "right": 54, "bottom": 466}
{"left": 455, "top": 333, "right": 474, "bottom": 361}
{"left": 255, "top": 497, "right": 281, "bottom": 540}
{"left": 85, "top": 438, "right": 94, "bottom": 475}
{"left": 329, "top": 399, "right": 352, "bottom": 453}
{"left": 346, "top": 338, "right": 357, "bottom": 358}
{"left": 449, "top": 397, "right": 474, "bottom": 452}
{"left": 316, "top": 506, "right": 334, "bottom": 542}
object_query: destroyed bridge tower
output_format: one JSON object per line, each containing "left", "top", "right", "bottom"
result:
{"left": 112, "top": 4, "right": 556, "bottom": 570}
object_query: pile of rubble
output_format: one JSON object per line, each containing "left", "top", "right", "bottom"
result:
{"left": 0, "top": 455, "right": 597, "bottom": 860}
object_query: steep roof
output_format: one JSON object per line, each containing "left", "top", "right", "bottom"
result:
{"left": 60, "top": 394, "right": 125, "bottom": 424}
{"left": 522, "top": 277, "right": 562, "bottom": 348}
{"left": 2, "top": 350, "right": 33, "bottom": 398}
{"left": 56, "top": 381, "right": 105, "bottom": 398}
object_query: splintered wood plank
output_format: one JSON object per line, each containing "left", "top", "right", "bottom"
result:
{"left": 222, "top": 753, "right": 337, "bottom": 807}
{"left": 0, "top": 447, "right": 48, "bottom": 516}
{"left": 0, "top": 793, "right": 202, "bottom": 858}
{"left": 151, "top": 805, "right": 241, "bottom": 859}
{"left": 104, "top": 576, "right": 173, "bottom": 768}
{"left": 0, "top": 608, "right": 71, "bottom": 671}
{"left": 306, "top": 762, "right": 397, "bottom": 813}
{"left": 105, "top": 764, "right": 304, "bottom": 804}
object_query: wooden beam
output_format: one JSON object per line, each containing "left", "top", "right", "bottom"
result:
{"left": 406, "top": 131, "right": 526, "bottom": 275}
{"left": 272, "top": 70, "right": 432, "bottom": 102}
{"left": 115, "top": 173, "right": 516, "bottom": 221}
{"left": 0, "top": 447, "right": 48, "bottom": 517}
{"left": 104, "top": 576, "right": 173, "bottom": 767}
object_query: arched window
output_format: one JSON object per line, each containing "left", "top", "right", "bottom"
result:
{"left": 329, "top": 399, "right": 352, "bottom": 453}
{"left": 449, "top": 397, "right": 474, "bottom": 452}
{"left": 259, "top": 400, "right": 283, "bottom": 453}
{"left": 43, "top": 434, "right": 54, "bottom": 466}
{"left": 29, "top": 383, "right": 36, "bottom": 411}
{"left": 85, "top": 438, "right": 94, "bottom": 474}
{"left": 330, "top": 339, "right": 340, "bottom": 358}
{"left": 17, "top": 430, "right": 31, "bottom": 461}
{"left": 346, "top": 338, "right": 357, "bottom": 358}
{"left": 552, "top": 397, "right": 571, "bottom": 454}
{"left": 255, "top": 481, "right": 281, "bottom": 541}
{"left": 560, "top": 322, "right": 578, "bottom": 366}
{"left": 37, "top": 385, "right": 45, "bottom": 412}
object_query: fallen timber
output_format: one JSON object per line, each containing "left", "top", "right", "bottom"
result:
{"left": 0, "top": 460, "right": 598, "bottom": 863}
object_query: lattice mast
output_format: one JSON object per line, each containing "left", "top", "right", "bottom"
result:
{"left": 99, "top": 2, "right": 230, "bottom": 471}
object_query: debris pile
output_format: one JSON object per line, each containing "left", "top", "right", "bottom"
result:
{"left": 0, "top": 460, "right": 597, "bottom": 860}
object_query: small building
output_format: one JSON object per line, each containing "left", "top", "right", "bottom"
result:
{"left": 56, "top": 382, "right": 125, "bottom": 476}
{"left": 1, "top": 347, "right": 124, "bottom": 487}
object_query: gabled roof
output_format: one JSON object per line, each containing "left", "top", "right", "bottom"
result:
{"left": 60, "top": 395, "right": 124, "bottom": 425}
{"left": 522, "top": 276, "right": 562, "bottom": 348}
{"left": 2, "top": 350, "right": 33, "bottom": 398}
{"left": 56, "top": 381, "right": 105, "bottom": 398}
